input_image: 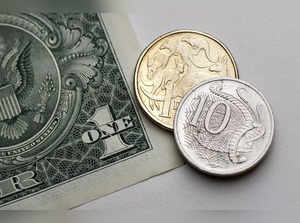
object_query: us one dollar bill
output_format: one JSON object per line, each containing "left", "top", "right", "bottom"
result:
{"left": 0, "top": 13, "right": 183, "bottom": 209}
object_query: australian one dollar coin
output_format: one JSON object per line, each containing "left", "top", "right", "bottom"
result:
{"left": 174, "top": 78, "right": 274, "bottom": 176}
{"left": 135, "top": 30, "right": 239, "bottom": 130}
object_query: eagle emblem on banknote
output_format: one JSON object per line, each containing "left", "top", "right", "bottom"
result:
{"left": 0, "top": 38, "right": 55, "bottom": 140}
{"left": 0, "top": 13, "right": 112, "bottom": 170}
{"left": 0, "top": 13, "right": 150, "bottom": 208}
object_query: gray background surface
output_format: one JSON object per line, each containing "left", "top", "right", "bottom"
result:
{"left": 76, "top": 0, "right": 298, "bottom": 214}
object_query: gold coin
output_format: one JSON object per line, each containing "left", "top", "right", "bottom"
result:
{"left": 134, "top": 30, "right": 239, "bottom": 131}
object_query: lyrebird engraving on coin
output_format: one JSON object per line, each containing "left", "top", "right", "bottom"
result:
{"left": 174, "top": 78, "right": 274, "bottom": 176}
{"left": 135, "top": 30, "right": 238, "bottom": 130}
{"left": 0, "top": 13, "right": 151, "bottom": 207}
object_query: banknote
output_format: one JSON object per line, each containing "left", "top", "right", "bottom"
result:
{"left": 0, "top": 13, "right": 183, "bottom": 209}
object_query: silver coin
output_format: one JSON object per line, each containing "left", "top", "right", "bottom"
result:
{"left": 174, "top": 78, "right": 274, "bottom": 176}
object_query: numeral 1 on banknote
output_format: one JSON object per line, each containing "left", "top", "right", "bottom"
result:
{"left": 0, "top": 13, "right": 151, "bottom": 207}
{"left": 82, "top": 106, "right": 135, "bottom": 158}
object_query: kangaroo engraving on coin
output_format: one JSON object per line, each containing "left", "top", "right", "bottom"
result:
{"left": 135, "top": 30, "right": 238, "bottom": 130}
{"left": 174, "top": 78, "right": 274, "bottom": 176}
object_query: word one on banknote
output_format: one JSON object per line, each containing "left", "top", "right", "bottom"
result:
{"left": 0, "top": 13, "right": 151, "bottom": 206}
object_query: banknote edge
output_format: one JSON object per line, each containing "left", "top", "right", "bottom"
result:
{"left": 0, "top": 13, "right": 153, "bottom": 209}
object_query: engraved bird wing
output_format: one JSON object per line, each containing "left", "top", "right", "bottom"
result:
{"left": 0, "top": 42, "right": 34, "bottom": 140}
{"left": 1, "top": 40, "right": 21, "bottom": 87}
{"left": 14, "top": 41, "right": 35, "bottom": 106}
{"left": 2, "top": 41, "right": 35, "bottom": 106}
